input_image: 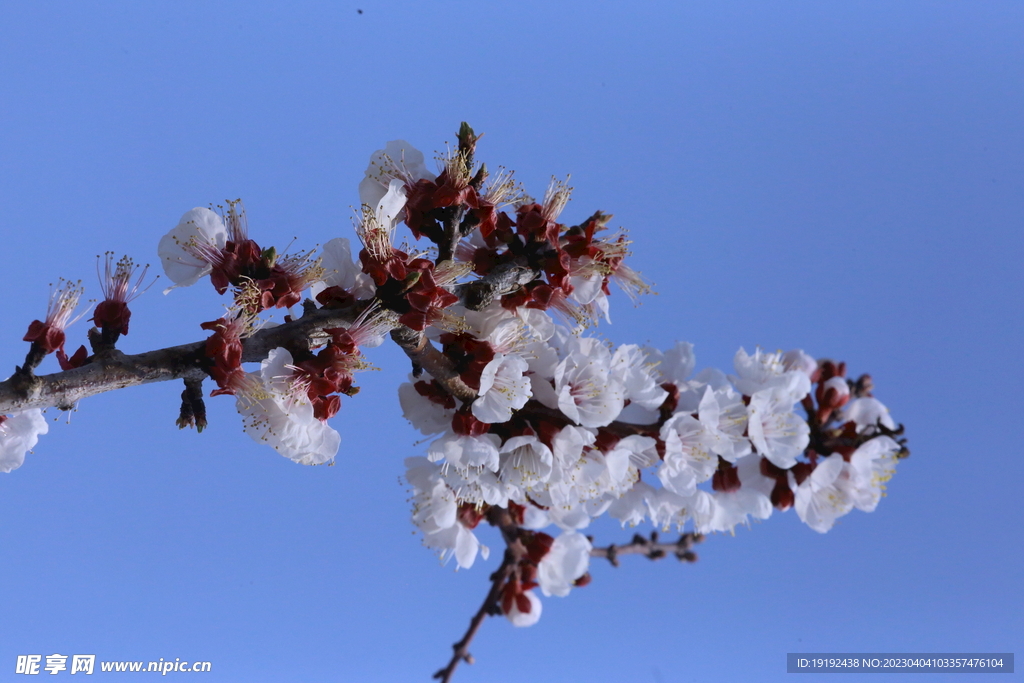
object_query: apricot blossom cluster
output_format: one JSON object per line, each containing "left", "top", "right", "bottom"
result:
{"left": 0, "top": 126, "right": 908, "bottom": 670}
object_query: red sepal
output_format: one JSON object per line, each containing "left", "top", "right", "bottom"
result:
{"left": 23, "top": 320, "right": 65, "bottom": 354}
{"left": 93, "top": 300, "right": 131, "bottom": 336}
{"left": 56, "top": 345, "right": 88, "bottom": 370}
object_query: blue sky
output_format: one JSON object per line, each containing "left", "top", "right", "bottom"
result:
{"left": 1, "top": 2, "right": 1021, "bottom": 681}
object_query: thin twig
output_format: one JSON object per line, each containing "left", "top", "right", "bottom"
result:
{"left": 433, "top": 525, "right": 704, "bottom": 682}
{"left": 433, "top": 507, "right": 523, "bottom": 683}
{"left": 432, "top": 548, "right": 517, "bottom": 683}
{"left": 590, "top": 531, "right": 703, "bottom": 567}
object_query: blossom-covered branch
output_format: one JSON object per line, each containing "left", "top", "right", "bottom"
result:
{"left": 0, "top": 304, "right": 364, "bottom": 415}
{"left": 0, "top": 124, "right": 909, "bottom": 682}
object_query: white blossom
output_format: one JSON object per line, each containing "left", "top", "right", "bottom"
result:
{"left": 520, "top": 504, "right": 552, "bottom": 530}
{"left": 840, "top": 436, "right": 900, "bottom": 513}
{"left": 398, "top": 377, "right": 453, "bottom": 436}
{"left": 426, "top": 520, "right": 488, "bottom": 570}
{"left": 499, "top": 435, "right": 553, "bottom": 491}
{"left": 311, "top": 237, "right": 376, "bottom": 301}
{"left": 795, "top": 437, "right": 900, "bottom": 533}
{"left": 554, "top": 337, "right": 625, "bottom": 428}
{"left": 644, "top": 486, "right": 688, "bottom": 531}
{"left": 794, "top": 454, "right": 849, "bottom": 533}
{"left": 545, "top": 504, "right": 594, "bottom": 532}
{"left": 608, "top": 481, "right": 652, "bottom": 527}
{"left": 746, "top": 386, "right": 810, "bottom": 469}
{"left": 407, "top": 457, "right": 457, "bottom": 530}
{"left": 782, "top": 349, "right": 817, "bottom": 378}
{"left": 472, "top": 353, "right": 532, "bottom": 423}
{"left": 358, "top": 140, "right": 435, "bottom": 210}
{"left": 658, "top": 412, "right": 716, "bottom": 496}
{"left": 695, "top": 455, "right": 775, "bottom": 534}
{"left": 442, "top": 464, "right": 510, "bottom": 508}
{"left": 157, "top": 207, "right": 227, "bottom": 291}
{"left": 821, "top": 376, "right": 851, "bottom": 403}
{"left": 515, "top": 307, "right": 555, "bottom": 342}
{"left": 525, "top": 340, "right": 561, "bottom": 409}
{"left": 538, "top": 532, "right": 592, "bottom": 597}
{"left": 644, "top": 341, "right": 696, "bottom": 386}
{"left": 731, "top": 347, "right": 811, "bottom": 401}
{"left": 428, "top": 432, "right": 501, "bottom": 472}
{"left": 839, "top": 397, "right": 896, "bottom": 433}
{"left": 611, "top": 344, "right": 668, "bottom": 410}
{"left": 681, "top": 489, "right": 716, "bottom": 532}
{"left": 568, "top": 268, "right": 603, "bottom": 306}
{"left": 236, "top": 348, "right": 340, "bottom": 466}
{"left": 505, "top": 589, "right": 542, "bottom": 627}
{"left": 356, "top": 179, "right": 408, "bottom": 263}
{"left": 697, "top": 385, "right": 751, "bottom": 462}
{"left": 0, "top": 409, "right": 49, "bottom": 473}
{"left": 608, "top": 434, "right": 660, "bottom": 470}
{"left": 406, "top": 457, "right": 489, "bottom": 569}
{"left": 550, "top": 425, "right": 597, "bottom": 471}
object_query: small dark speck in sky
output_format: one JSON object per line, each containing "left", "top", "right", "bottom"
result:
{"left": 357, "top": 8, "right": 363, "bottom": 13}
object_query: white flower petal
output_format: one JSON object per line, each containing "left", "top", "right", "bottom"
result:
{"left": 506, "top": 590, "right": 543, "bottom": 627}
{"left": 0, "top": 409, "right": 49, "bottom": 473}
{"left": 157, "top": 208, "right": 227, "bottom": 290}
{"left": 538, "top": 532, "right": 592, "bottom": 597}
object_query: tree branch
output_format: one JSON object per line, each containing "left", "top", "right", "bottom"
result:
{"left": 0, "top": 303, "right": 361, "bottom": 414}
{"left": 433, "top": 506, "right": 523, "bottom": 683}
{"left": 389, "top": 327, "right": 477, "bottom": 403}
{"left": 453, "top": 262, "right": 539, "bottom": 311}
{"left": 433, "top": 522, "right": 704, "bottom": 682}
{"left": 432, "top": 547, "right": 516, "bottom": 683}
{"left": 590, "top": 531, "right": 703, "bottom": 567}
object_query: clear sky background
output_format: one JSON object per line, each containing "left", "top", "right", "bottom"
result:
{"left": 1, "top": 2, "right": 1021, "bottom": 682}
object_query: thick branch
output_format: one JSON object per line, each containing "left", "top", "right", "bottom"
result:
{"left": 0, "top": 304, "right": 361, "bottom": 414}
{"left": 453, "top": 262, "right": 539, "bottom": 311}
{"left": 389, "top": 327, "right": 477, "bottom": 403}
{"left": 436, "top": 205, "right": 468, "bottom": 265}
